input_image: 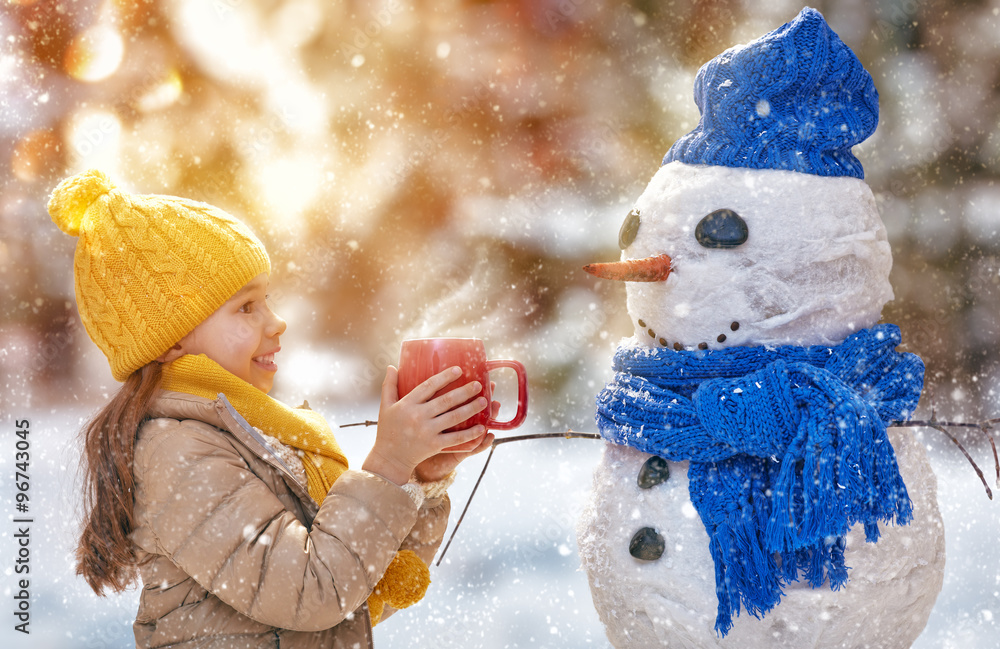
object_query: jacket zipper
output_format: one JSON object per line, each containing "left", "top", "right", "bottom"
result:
{"left": 215, "top": 394, "right": 319, "bottom": 518}
{"left": 363, "top": 606, "right": 375, "bottom": 649}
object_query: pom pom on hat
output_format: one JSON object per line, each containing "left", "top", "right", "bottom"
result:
{"left": 47, "top": 169, "right": 116, "bottom": 236}
{"left": 662, "top": 7, "right": 878, "bottom": 179}
{"left": 48, "top": 169, "right": 271, "bottom": 381}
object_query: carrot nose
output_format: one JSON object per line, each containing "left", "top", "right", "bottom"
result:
{"left": 583, "top": 254, "right": 672, "bottom": 282}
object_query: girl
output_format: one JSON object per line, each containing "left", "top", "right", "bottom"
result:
{"left": 49, "top": 168, "right": 495, "bottom": 648}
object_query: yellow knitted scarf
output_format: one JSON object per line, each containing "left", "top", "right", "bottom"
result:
{"left": 160, "top": 354, "right": 429, "bottom": 625}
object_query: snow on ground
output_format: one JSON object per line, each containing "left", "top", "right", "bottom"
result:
{"left": 0, "top": 409, "right": 995, "bottom": 648}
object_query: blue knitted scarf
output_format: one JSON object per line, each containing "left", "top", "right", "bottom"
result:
{"left": 595, "top": 324, "right": 923, "bottom": 636}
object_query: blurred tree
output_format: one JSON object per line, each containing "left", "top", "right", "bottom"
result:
{"left": 1, "top": 0, "right": 998, "bottom": 434}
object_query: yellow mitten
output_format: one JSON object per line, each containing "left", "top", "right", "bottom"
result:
{"left": 367, "top": 550, "right": 431, "bottom": 626}
{"left": 367, "top": 592, "right": 386, "bottom": 626}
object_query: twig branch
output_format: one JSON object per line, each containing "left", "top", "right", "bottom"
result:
{"left": 925, "top": 423, "right": 992, "bottom": 500}
{"left": 968, "top": 418, "right": 1000, "bottom": 488}
{"left": 891, "top": 416, "right": 999, "bottom": 499}
{"left": 435, "top": 444, "right": 496, "bottom": 566}
{"left": 890, "top": 420, "right": 987, "bottom": 429}
{"left": 982, "top": 422, "right": 1000, "bottom": 488}
{"left": 435, "top": 431, "right": 601, "bottom": 566}
{"left": 492, "top": 431, "right": 602, "bottom": 445}
{"left": 339, "top": 420, "right": 378, "bottom": 428}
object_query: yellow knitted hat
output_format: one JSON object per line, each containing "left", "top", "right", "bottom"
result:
{"left": 48, "top": 169, "right": 271, "bottom": 381}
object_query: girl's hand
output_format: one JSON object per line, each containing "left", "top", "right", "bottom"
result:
{"left": 362, "top": 366, "right": 489, "bottom": 485}
{"left": 414, "top": 428, "right": 496, "bottom": 482}
{"left": 413, "top": 397, "right": 499, "bottom": 482}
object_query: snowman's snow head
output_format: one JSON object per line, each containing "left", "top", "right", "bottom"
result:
{"left": 598, "top": 161, "right": 893, "bottom": 349}
{"left": 585, "top": 8, "right": 892, "bottom": 349}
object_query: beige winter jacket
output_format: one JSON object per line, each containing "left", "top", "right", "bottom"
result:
{"left": 130, "top": 390, "right": 450, "bottom": 648}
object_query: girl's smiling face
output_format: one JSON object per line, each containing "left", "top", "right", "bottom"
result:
{"left": 168, "top": 273, "right": 287, "bottom": 393}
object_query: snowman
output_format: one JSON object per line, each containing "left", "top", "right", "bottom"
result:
{"left": 576, "top": 8, "right": 945, "bottom": 649}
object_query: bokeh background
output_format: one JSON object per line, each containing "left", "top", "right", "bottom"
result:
{"left": 1, "top": 0, "right": 998, "bottom": 647}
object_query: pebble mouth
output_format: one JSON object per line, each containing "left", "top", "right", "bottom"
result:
{"left": 636, "top": 319, "right": 740, "bottom": 350}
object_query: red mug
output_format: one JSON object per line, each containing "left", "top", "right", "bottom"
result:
{"left": 397, "top": 338, "right": 529, "bottom": 432}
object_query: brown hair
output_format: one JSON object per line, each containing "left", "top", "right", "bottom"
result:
{"left": 76, "top": 361, "right": 162, "bottom": 595}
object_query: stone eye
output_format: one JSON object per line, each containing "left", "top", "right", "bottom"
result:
{"left": 695, "top": 209, "right": 748, "bottom": 249}
{"left": 618, "top": 209, "right": 640, "bottom": 250}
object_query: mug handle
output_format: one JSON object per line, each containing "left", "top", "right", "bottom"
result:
{"left": 484, "top": 359, "right": 529, "bottom": 430}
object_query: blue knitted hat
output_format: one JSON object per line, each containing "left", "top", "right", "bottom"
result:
{"left": 662, "top": 7, "right": 878, "bottom": 179}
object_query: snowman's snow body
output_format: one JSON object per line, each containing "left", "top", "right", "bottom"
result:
{"left": 577, "top": 9, "right": 945, "bottom": 649}
{"left": 579, "top": 434, "right": 943, "bottom": 648}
